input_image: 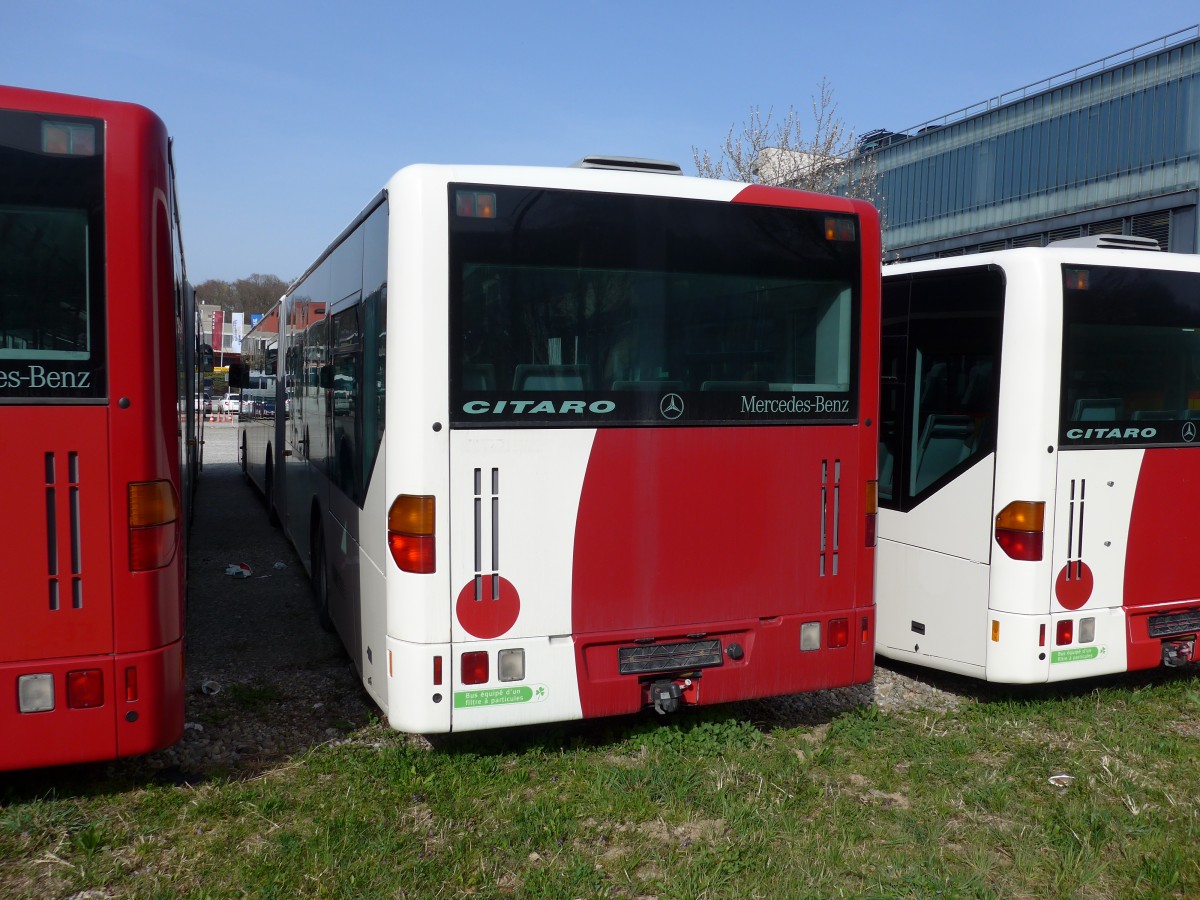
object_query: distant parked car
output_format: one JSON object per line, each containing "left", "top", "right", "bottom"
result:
{"left": 220, "top": 393, "right": 240, "bottom": 413}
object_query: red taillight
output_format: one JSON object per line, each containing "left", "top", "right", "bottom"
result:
{"left": 125, "top": 667, "right": 138, "bottom": 702}
{"left": 864, "top": 480, "right": 878, "bottom": 547}
{"left": 461, "top": 651, "right": 489, "bottom": 685}
{"left": 829, "top": 618, "right": 849, "bottom": 648}
{"left": 433, "top": 655, "right": 443, "bottom": 686}
{"left": 1039, "top": 624, "right": 1047, "bottom": 647}
{"left": 1056, "top": 620, "right": 1074, "bottom": 646}
{"left": 67, "top": 669, "right": 104, "bottom": 709}
{"left": 388, "top": 495, "right": 436, "bottom": 573}
{"left": 995, "top": 529, "right": 1044, "bottom": 561}
{"left": 387, "top": 533, "right": 436, "bottom": 574}
{"left": 995, "top": 501, "right": 1045, "bottom": 561}
{"left": 128, "top": 481, "right": 180, "bottom": 571}
{"left": 861, "top": 616, "right": 870, "bottom": 643}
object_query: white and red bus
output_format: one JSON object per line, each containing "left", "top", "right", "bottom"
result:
{"left": 0, "top": 86, "right": 200, "bottom": 770}
{"left": 876, "top": 239, "right": 1200, "bottom": 683}
{"left": 246, "top": 158, "right": 880, "bottom": 732}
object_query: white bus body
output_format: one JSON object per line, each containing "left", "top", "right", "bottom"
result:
{"left": 876, "top": 245, "right": 1200, "bottom": 682}
{"left": 248, "top": 162, "right": 881, "bottom": 731}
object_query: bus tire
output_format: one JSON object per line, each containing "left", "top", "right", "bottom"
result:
{"left": 264, "top": 455, "right": 280, "bottom": 526}
{"left": 310, "top": 524, "right": 334, "bottom": 632}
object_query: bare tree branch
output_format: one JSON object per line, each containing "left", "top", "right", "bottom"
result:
{"left": 692, "top": 79, "right": 883, "bottom": 218}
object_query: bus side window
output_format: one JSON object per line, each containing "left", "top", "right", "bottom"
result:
{"left": 889, "top": 266, "right": 1005, "bottom": 510}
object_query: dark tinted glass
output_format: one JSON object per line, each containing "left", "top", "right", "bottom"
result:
{"left": 0, "top": 108, "right": 106, "bottom": 401}
{"left": 449, "top": 184, "right": 861, "bottom": 428}
{"left": 1061, "top": 264, "right": 1200, "bottom": 447}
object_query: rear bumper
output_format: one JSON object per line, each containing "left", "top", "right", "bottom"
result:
{"left": 0, "top": 641, "right": 184, "bottom": 772}
{"left": 1127, "top": 602, "right": 1200, "bottom": 671}
{"left": 574, "top": 608, "right": 875, "bottom": 719}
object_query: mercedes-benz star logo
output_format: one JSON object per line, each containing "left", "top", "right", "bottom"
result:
{"left": 1184, "top": 421, "right": 1197, "bottom": 443}
{"left": 659, "top": 393, "right": 684, "bottom": 420}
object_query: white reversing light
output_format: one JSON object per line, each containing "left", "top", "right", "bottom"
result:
{"left": 18, "top": 673, "right": 55, "bottom": 713}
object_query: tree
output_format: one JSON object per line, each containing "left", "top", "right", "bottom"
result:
{"left": 693, "top": 78, "right": 882, "bottom": 213}
{"left": 194, "top": 273, "right": 290, "bottom": 316}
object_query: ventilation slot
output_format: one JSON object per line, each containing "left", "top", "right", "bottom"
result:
{"left": 472, "top": 467, "right": 501, "bottom": 601}
{"left": 1064, "top": 478, "right": 1086, "bottom": 581}
{"left": 819, "top": 459, "right": 842, "bottom": 576}
{"left": 44, "top": 450, "right": 84, "bottom": 611}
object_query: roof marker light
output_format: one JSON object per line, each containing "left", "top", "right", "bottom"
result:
{"left": 456, "top": 190, "right": 497, "bottom": 219}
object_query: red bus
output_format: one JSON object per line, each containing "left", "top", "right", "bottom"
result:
{"left": 0, "top": 86, "right": 201, "bottom": 770}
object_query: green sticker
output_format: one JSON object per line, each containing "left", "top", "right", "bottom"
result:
{"left": 454, "top": 684, "right": 547, "bottom": 709}
{"left": 1051, "top": 646, "right": 1101, "bottom": 664}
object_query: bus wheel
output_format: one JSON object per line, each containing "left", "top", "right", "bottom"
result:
{"left": 265, "top": 456, "right": 280, "bottom": 526}
{"left": 310, "top": 526, "right": 334, "bottom": 632}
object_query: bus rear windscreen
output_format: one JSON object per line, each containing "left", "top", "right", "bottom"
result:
{"left": 449, "top": 184, "right": 861, "bottom": 427}
{"left": 1061, "top": 264, "right": 1200, "bottom": 447}
{"left": 0, "top": 109, "right": 105, "bottom": 400}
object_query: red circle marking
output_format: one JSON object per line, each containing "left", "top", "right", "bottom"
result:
{"left": 455, "top": 576, "right": 521, "bottom": 639}
{"left": 1055, "top": 561, "right": 1094, "bottom": 611}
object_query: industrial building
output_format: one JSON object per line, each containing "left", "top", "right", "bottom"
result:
{"left": 860, "top": 26, "right": 1200, "bottom": 259}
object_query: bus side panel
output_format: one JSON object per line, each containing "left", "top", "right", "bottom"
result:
{"left": 1124, "top": 448, "right": 1200, "bottom": 670}
{"left": 1041, "top": 449, "right": 1139, "bottom": 678}
{"left": 443, "top": 430, "right": 593, "bottom": 728}
{"left": 876, "top": 456, "right": 995, "bottom": 673}
{"left": 0, "top": 407, "right": 114, "bottom": 661}
{"left": 105, "top": 105, "right": 185, "bottom": 655}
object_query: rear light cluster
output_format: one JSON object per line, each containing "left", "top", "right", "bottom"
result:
{"left": 995, "top": 500, "right": 1045, "bottom": 561}
{"left": 990, "top": 617, "right": 1096, "bottom": 646}
{"left": 801, "top": 617, "right": 869, "bottom": 651}
{"left": 458, "top": 648, "right": 525, "bottom": 685}
{"left": 128, "top": 480, "right": 180, "bottom": 571}
{"left": 17, "top": 668, "right": 108, "bottom": 713}
{"left": 388, "top": 495, "right": 436, "bottom": 573}
{"left": 1054, "top": 617, "right": 1096, "bottom": 646}
{"left": 864, "top": 480, "right": 878, "bottom": 547}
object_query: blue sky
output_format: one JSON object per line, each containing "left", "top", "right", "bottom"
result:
{"left": 4, "top": 1, "right": 1198, "bottom": 284}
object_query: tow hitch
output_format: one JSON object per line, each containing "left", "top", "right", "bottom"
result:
{"left": 647, "top": 677, "right": 696, "bottom": 715}
{"left": 1162, "top": 638, "right": 1197, "bottom": 668}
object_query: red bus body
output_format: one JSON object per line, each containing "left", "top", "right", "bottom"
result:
{"left": 0, "top": 86, "right": 195, "bottom": 770}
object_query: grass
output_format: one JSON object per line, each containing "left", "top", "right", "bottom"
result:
{"left": 2, "top": 671, "right": 1199, "bottom": 898}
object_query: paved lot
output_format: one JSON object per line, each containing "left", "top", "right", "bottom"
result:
{"left": 150, "top": 421, "right": 377, "bottom": 777}
{"left": 134, "top": 421, "right": 967, "bottom": 779}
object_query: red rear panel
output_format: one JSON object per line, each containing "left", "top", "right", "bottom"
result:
{"left": 572, "top": 426, "right": 874, "bottom": 717}
{"left": 1124, "top": 448, "right": 1200, "bottom": 669}
{"left": 0, "top": 407, "right": 113, "bottom": 661}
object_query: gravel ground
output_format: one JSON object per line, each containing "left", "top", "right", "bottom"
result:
{"left": 135, "top": 422, "right": 974, "bottom": 780}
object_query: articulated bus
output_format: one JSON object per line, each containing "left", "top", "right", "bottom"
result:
{"left": 0, "top": 86, "right": 200, "bottom": 770}
{"left": 239, "top": 308, "right": 282, "bottom": 516}
{"left": 876, "top": 238, "right": 1200, "bottom": 683}
{"left": 242, "top": 158, "right": 880, "bottom": 732}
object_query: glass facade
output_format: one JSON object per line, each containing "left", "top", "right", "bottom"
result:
{"left": 863, "top": 30, "right": 1200, "bottom": 258}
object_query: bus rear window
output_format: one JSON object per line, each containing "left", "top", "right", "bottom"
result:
{"left": 1061, "top": 264, "right": 1200, "bottom": 447}
{"left": 449, "top": 184, "right": 861, "bottom": 427}
{"left": 0, "top": 109, "right": 105, "bottom": 401}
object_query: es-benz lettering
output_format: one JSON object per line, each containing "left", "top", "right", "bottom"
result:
{"left": 740, "top": 394, "right": 849, "bottom": 415}
{"left": 0, "top": 366, "right": 91, "bottom": 390}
